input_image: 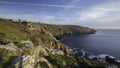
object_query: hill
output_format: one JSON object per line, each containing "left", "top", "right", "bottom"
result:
{"left": 0, "top": 18, "right": 96, "bottom": 54}
{"left": 1, "top": 18, "right": 117, "bottom": 68}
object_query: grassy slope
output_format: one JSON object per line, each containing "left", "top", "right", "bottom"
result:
{"left": 0, "top": 18, "right": 95, "bottom": 53}
{"left": 0, "top": 19, "right": 27, "bottom": 43}
{"left": 1, "top": 18, "right": 108, "bottom": 68}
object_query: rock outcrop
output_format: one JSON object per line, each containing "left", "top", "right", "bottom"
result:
{"left": 0, "top": 40, "right": 68, "bottom": 68}
{"left": 1, "top": 18, "right": 119, "bottom": 68}
{"left": 0, "top": 43, "right": 18, "bottom": 51}
{"left": 14, "top": 55, "right": 52, "bottom": 68}
{"left": 12, "top": 41, "right": 66, "bottom": 68}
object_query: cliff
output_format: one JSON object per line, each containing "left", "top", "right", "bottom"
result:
{"left": 1, "top": 18, "right": 117, "bottom": 68}
{"left": 0, "top": 18, "right": 96, "bottom": 54}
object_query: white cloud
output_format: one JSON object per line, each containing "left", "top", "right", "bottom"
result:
{"left": 79, "top": 1, "right": 120, "bottom": 20}
{"left": 0, "top": 0, "right": 120, "bottom": 28}
{"left": 79, "top": 8, "right": 111, "bottom": 20}
{"left": 0, "top": 1, "right": 75, "bottom": 8}
{"left": 48, "top": 0, "right": 120, "bottom": 27}
{"left": 75, "top": 0, "right": 120, "bottom": 28}
{"left": 63, "top": 0, "right": 81, "bottom": 9}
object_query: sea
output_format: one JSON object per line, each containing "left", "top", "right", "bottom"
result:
{"left": 61, "top": 29, "right": 120, "bottom": 60}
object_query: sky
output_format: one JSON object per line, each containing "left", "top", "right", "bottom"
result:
{"left": 0, "top": 0, "right": 120, "bottom": 29}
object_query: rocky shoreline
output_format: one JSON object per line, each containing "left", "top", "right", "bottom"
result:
{"left": 0, "top": 41, "right": 120, "bottom": 68}
{"left": 0, "top": 18, "right": 120, "bottom": 68}
{"left": 70, "top": 47, "right": 120, "bottom": 65}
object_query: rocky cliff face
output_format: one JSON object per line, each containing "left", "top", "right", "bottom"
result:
{"left": 0, "top": 18, "right": 96, "bottom": 54}
{"left": 1, "top": 18, "right": 116, "bottom": 68}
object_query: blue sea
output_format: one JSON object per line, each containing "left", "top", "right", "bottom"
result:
{"left": 62, "top": 29, "right": 120, "bottom": 60}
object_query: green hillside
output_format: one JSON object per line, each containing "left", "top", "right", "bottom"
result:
{"left": 1, "top": 18, "right": 116, "bottom": 68}
{"left": 0, "top": 18, "right": 95, "bottom": 53}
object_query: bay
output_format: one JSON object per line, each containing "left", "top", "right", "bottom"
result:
{"left": 62, "top": 29, "right": 120, "bottom": 60}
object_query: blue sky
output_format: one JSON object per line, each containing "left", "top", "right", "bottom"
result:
{"left": 0, "top": 0, "right": 120, "bottom": 28}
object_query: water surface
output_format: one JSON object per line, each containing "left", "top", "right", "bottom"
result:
{"left": 62, "top": 29, "right": 120, "bottom": 59}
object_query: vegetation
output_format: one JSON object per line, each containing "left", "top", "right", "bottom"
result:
{"left": 1, "top": 18, "right": 110, "bottom": 68}
{"left": 0, "top": 18, "right": 95, "bottom": 53}
{"left": 0, "top": 48, "right": 18, "bottom": 68}
{"left": 0, "top": 18, "right": 27, "bottom": 44}
{"left": 45, "top": 54, "right": 107, "bottom": 68}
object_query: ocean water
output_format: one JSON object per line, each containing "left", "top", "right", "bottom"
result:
{"left": 62, "top": 29, "right": 120, "bottom": 60}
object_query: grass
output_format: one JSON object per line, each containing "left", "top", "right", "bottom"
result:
{"left": 0, "top": 19, "right": 27, "bottom": 44}
{"left": 0, "top": 18, "right": 98, "bottom": 68}
{"left": 0, "top": 18, "right": 95, "bottom": 54}
{"left": 45, "top": 54, "right": 107, "bottom": 68}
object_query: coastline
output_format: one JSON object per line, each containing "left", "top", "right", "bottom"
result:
{"left": 60, "top": 29, "right": 120, "bottom": 65}
{"left": 0, "top": 18, "right": 120, "bottom": 68}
